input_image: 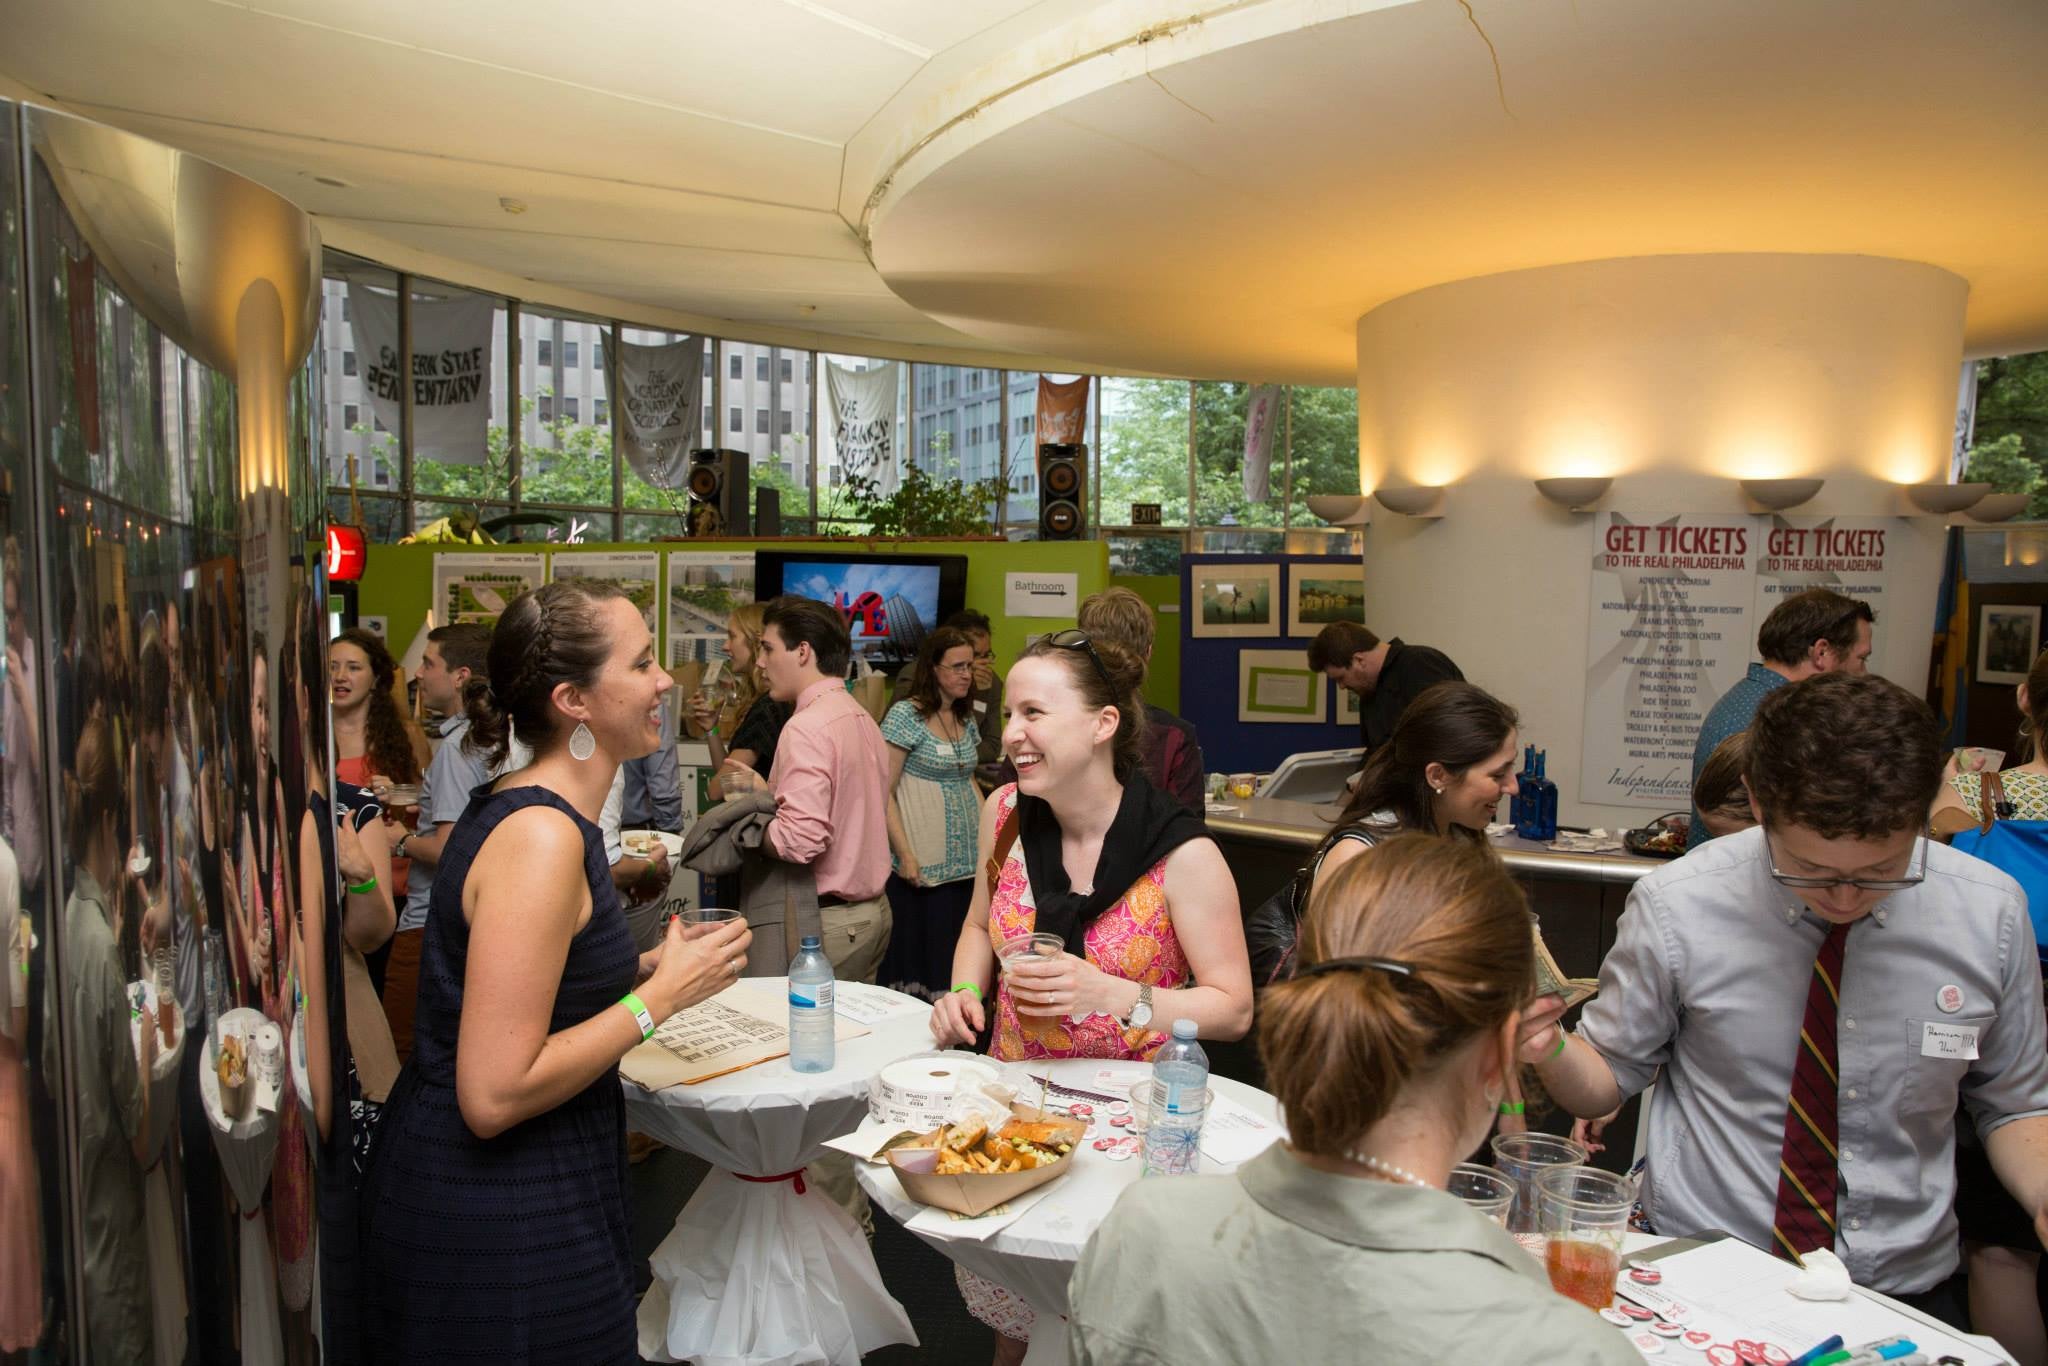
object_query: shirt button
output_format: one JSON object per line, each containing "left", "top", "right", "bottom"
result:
{"left": 1844, "top": 1088, "right": 1858, "bottom": 1100}
{"left": 1842, "top": 1149, "right": 1853, "bottom": 1162}
{"left": 1844, "top": 1018, "right": 1856, "bottom": 1029}
{"left": 1850, "top": 1217, "right": 1864, "bottom": 1230}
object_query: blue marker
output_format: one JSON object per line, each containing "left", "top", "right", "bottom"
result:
{"left": 1789, "top": 1337, "right": 1845, "bottom": 1366}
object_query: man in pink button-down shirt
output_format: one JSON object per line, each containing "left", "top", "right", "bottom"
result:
{"left": 720, "top": 595, "right": 893, "bottom": 983}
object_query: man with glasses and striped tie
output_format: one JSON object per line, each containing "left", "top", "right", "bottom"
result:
{"left": 1522, "top": 672, "right": 2048, "bottom": 1328}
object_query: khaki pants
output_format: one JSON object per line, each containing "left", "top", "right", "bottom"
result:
{"left": 810, "top": 892, "right": 890, "bottom": 1233}
{"left": 380, "top": 927, "right": 424, "bottom": 1066}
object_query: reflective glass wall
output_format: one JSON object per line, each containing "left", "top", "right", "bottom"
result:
{"left": 7, "top": 100, "right": 348, "bottom": 1364}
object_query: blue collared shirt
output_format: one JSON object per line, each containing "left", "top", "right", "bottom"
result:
{"left": 1576, "top": 826, "right": 2048, "bottom": 1293}
{"left": 1687, "top": 662, "right": 1790, "bottom": 848}
{"left": 400, "top": 715, "right": 493, "bottom": 932}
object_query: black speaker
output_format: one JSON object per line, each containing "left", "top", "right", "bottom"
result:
{"left": 755, "top": 486, "right": 781, "bottom": 537}
{"left": 685, "top": 448, "right": 750, "bottom": 537}
{"left": 1038, "top": 442, "right": 1086, "bottom": 540}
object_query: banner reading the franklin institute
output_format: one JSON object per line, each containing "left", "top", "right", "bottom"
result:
{"left": 351, "top": 286, "right": 494, "bottom": 464}
{"left": 1581, "top": 513, "right": 1759, "bottom": 810}
{"left": 826, "top": 358, "right": 901, "bottom": 477}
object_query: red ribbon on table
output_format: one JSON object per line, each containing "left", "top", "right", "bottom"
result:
{"left": 734, "top": 1168, "right": 807, "bottom": 1195}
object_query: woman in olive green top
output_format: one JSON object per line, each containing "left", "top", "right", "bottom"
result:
{"left": 1068, "top": 836, "right": 1636, "bottom": 1366}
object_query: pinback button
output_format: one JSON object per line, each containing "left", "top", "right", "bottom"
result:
{"left": 1705, "top": 1347, "right": 1741, "bottom": 1366}
{"left": 1091, "top": 1137, "right": 1117, "bottom": 1151}
{"left": 1619, "top": 1303, "right": 1657, "bottom": 1321}
{"left": 1599, "top": 1308, "right": 1634, "bottom": 1327}
{"left": 1630, "top": 1267, "right": 1664, "bottom": 1285}
{"left": 1633, "top": 1333, "right": 1666, "bottom": 1355}
{"left": 1108, "top": 1113, "right": 1134, "bottom": 1128}
{"left": 1651, "top": 1322, "right": 1685, "bottom": 1338}
{"left": 1683, "top": 1331, "right": 1714, "bottom": 1350}
{"left": 1102, "top": 1147, "right": 1133, "bottom": 1162}
{"left": 1938, "top": 983, "right": 1964, "bottom": 1014}
{"left": 1107, "top": 1100, "right": 1131, "bottom": 1117}
{"left": 1661, "top": 1303, "right": 1692, "bottom": 1321}
{"left": 1758, "top": 1346, "right": 1790, "bottom": 1366}
{"left": 1068, "top": 1103, "right": 1093, "bottom": 1118}
{"left": 1733, "top": 1343, "right": 1764, "bottom": 1365}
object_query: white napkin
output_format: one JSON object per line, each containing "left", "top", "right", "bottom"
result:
{"left": 1786, "top": 1248, "right": 1854, "bottom": 1300}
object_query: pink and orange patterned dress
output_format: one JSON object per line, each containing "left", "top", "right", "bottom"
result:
{"left": 986, "top": 784, "right": 1190, "bottom": 1064}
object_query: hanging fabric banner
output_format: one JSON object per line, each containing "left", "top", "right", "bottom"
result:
{"left": 351, "top": 286, "right": 493, "bottom": 465}
{"left": 827, "top": 359, "right": 900, "bottom": 477}
{"left": 1036, "top": 375, "right": 1090, "bottom": 448}
{"left": 1242, "top": 384, "right": 1282, "bottom": 502}
{"left": 66, "top": 253, "right": 101, "bottom": 457}
{"left": 606, "top": 331, "right": 706, "bottom": 490}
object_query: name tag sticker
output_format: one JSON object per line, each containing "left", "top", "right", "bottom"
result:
{"left": 1922, "top": 1021, "right": 1980, "bottom": 1060}
{"left": 972, "top": 700, "right": 988, "bottom": 714}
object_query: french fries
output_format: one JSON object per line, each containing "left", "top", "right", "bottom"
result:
{"left": 923, "top": 1114, "right": 1077, "bottom": 1176}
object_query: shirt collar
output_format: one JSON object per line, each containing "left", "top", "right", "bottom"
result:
{"left": 437, "top": 713, "right": 467, "bottom": 739}
{"left": 1236, "top": 1145, "right": 1546, "bottom": 1281}
{"left": 795, "top": 676, "right": 846, "bottom": 712}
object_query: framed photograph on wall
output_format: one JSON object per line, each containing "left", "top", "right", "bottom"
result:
{"left": 1287, "top": 562, "right": 1366, "bottom": 637}
{"left": 1335, "top": 683, "right": 1360, "bottom": 728}
{"left": 1191, "top": 562, "right": 1281, "bottom": 639}
{"left": 1978, "top": 603, "right": 2042, "bottom": 686}
{"left": 1238, "top": 648, "right": 1328, "bottom": 724}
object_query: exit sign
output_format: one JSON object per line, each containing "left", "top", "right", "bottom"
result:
{"left": 1130, "top": 503, "right": 1162, "bottom": 526}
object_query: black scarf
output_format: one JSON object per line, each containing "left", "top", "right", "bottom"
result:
{"left": 1018, "top": 770, "right": 1209, "bottom": 954}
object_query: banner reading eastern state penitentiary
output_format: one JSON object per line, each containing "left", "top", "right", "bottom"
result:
{"left": 607, "top": 331, "right": 706, "bottom": 491}
{"left": 351, "top": 286, "right": 494, "bottom": 464}
{"left": 1581, "top": 513, "right": 1760, "bottom": 810}
{"left": 1750, "top": 515, "right": 1892, "bottom": 666}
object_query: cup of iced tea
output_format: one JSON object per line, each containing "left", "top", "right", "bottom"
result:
{"left": 996, "top": 932, "right": 1068, "bottom": 1018}
{"left": 1536, "top": 1165, "right": 1634, "bottom": 1310}
{"left": 1447, "top": 1163, "right": 1516, "bottom": 1224}
{"left": 1489, "top": 1131, "right": 1588, "bottom": 1238}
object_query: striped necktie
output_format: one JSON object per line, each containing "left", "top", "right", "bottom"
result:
{"left": 1771, "top": 920, "right": 1851, "bottom": 1263}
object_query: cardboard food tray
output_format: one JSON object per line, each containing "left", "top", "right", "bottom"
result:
{"left": 886, "top": 1108, "right": 1088, "bottom": 1217}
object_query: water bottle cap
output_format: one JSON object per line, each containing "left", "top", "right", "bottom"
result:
{"left": 1171, "top": 1018, "right": 1198, "bottom": 1040}
{"left": 799, "top": 935, "right": 822, "bottom": 950}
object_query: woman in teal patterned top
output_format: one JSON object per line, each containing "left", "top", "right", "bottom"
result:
{"left": 880, "top": 627, "right": 983, "bottom": 999}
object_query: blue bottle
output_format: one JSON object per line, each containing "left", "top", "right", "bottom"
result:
{"left": 788, "top": 934, "right": 835, "bottom": 1073}
{"left": 1510, "top": 743, "right": 1536, "bottom": 832}
{"left": 1533, "top": 749, "right": 1560, "bottom": 841}
{"left": 1143, "top": 1020, "right": 1210, "bottom": 1177}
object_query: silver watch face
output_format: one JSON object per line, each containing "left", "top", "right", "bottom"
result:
{"left": 1128, "top": 998, "right": 1152, "bottom": 1027}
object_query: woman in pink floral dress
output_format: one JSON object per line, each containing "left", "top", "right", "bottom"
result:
{"left": 929, "top": 631, "right": 1253, "bottom": 1364}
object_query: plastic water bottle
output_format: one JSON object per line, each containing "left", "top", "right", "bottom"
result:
{"left": 1143, "top": 1020, "right": 1209, "bottom": 1177}
{"left": 788, "top": 934, "right": 835, "bottom": 1073}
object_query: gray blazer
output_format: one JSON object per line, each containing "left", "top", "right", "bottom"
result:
{"left": 678, "top": 792, "right": 821, "bottom": 975}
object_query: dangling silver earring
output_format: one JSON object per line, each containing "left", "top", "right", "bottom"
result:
{"left": 569, "top": 721, "right": 596, "bottom": 761}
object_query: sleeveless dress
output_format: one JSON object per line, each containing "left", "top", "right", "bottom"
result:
{"left": 362, "top": 784, "right": 640, "bottom": 1363}
{"left": 963, "top": 783, "right": 1194, "bottom": 1337}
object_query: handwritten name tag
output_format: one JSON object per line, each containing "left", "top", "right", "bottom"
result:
{"left": 1922, "top": 1021, "right": 1980, "bottom": 1060}
{"left": 972, "top": 700, "right": 988, "bottom": 714}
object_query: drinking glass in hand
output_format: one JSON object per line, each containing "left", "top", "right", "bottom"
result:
{"left": 995, "top": 932, "right": 1067, "bottom": 1019}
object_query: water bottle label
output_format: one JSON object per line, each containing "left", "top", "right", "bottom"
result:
{"left": 789, "top": 982, "right": 834, "bottom": 1010}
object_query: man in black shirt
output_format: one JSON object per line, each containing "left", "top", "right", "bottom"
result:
{"left": 1308, "top": 621, "right": 1464, "bottom": 753}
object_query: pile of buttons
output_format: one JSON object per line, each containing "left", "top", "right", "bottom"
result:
{"left": 1043, "top": 1096, "right": 1138, "bottom": 1161}
{"left": 1598, "top": 1261, "right": 1792, "bottom": 1362}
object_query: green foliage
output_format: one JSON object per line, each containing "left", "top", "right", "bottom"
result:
{"left": 832, "top": 464, "right": 1002, "bottom": 538}
{"left": 1972, "top": 354, "right": 2048, "bottom": 519}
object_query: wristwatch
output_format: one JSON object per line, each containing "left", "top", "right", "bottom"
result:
{"left": 1122, "top": 983, "right": 1154, "bottom": 1030}
{"left": 392, "top": 831, "right": 410, "bottom": 860}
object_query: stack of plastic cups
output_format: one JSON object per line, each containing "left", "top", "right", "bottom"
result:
{"left": 1489, "top": 1132, "right": 1589, "bottom": 1254}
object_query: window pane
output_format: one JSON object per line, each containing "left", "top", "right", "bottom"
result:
{"left": 1192, "top": 381, "right": 1284, "bottom": 530}
{"left": 564, "top": 339, "right": 579, "bottom": 368}
{"left": 342, "top": 350, "right": 357, "bottom": 376}
{"left": 1099, "top": 377, "right": 1189, "bottom": 527}
{"left": 517, "top": 309, "right": 612, "bottom": 508}
{"left": 407, "top": 278, "right": 508, "bottom": 509}
{"left": 1285, "top": 385, "right": 1361, "bottom": 528}
{"left": 321, "top": 259, "right": 402, "bottom": 496}
{"left": 412, "top": 498, "right": 511, "bottom": 535}
{"left": 1105, "top": 531, "right": 1186, "bottom": 575}
{"left": 623, "top": 511, "right": 687, "bottom": 542}
{"left": 908, "top": 363, "right": 1008, "bottom": 532}
{"left": 1197, "top": 526, "right": 1285, "bottom": 554}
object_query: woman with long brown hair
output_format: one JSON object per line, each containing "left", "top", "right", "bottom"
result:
{"left": 330, "top": 627, "right": 425, "bottom": 903}
{"left": 1070, "top": 837, "right": 1633, "bottom": 1365}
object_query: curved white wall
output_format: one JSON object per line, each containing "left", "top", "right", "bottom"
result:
{"left": 1357, "top": 253, "right": 1967, "bottom": 827}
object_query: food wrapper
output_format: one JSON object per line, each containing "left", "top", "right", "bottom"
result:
{"left": 887, "top": 1104, "right": 1087, "bottom": 1217}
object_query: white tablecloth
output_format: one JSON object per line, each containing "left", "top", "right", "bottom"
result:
{"left": 131, "top": 999, "right": 186, "bottom": 1366}
{"left": 858, "top": 1058, "right": 1280, "bottom": 1366}
{"left": 199, "top": 1007, "right": 282, "bottom": 1366}
{"left": 622, "top": 979, "right": 934, "bottom": 1365}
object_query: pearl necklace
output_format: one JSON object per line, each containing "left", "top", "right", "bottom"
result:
{"left": 1342, "top": 1151, "right": 1433, "bottom": 1189}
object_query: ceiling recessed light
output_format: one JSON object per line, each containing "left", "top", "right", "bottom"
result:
{"left": 499, "top": 196, "right": 528, "bottom": 215}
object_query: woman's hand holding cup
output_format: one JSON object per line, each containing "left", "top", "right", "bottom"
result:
{"left": 643, "top": 914, "right": 750, "bottom": 1019}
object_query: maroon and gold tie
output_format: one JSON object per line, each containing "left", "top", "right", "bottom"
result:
{"left": 1771, "top": 921, "right": 1851, "bottom": 1262}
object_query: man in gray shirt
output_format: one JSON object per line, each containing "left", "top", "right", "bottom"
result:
{"left": 1529, "top": 673, "right": 2048, "bottom": 1317}
{"left": 382, "top": 623, "right": 493, "bottom": 1062}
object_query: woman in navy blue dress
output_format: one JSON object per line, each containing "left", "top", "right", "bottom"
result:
{"left": 363, "top": 581, "right": 752, "bottom": 1362}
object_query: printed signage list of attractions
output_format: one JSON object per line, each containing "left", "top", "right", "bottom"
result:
{"left": 1579, "top": 514, "right": 1895, "bottom": 811}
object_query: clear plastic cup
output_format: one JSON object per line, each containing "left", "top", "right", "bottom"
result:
{"left": 1489, "top": 1131, "right": 1588, "bottom": 1237}
{"left": 1447, "top": 1162, "right": 1517, "bottom": 1224}
{"left": 1126, "top": 1078, "right": 1214, "bottom": 1137}
{"left": 996, "top": 932, "right": 1068, "bottom": 1019}
{"left": 1536, "top": 1165, "right": 1634, "bottom": 1310}
{"left": 670, "top": 905, "right": 742, "bottom": 937}
{"left": 1228, "top": 772, "right": 1257, "bottom": 801}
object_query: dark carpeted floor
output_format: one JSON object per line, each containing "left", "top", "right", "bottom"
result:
{"left": 630, "top": 1146, "right": 995, "bottom": 1365}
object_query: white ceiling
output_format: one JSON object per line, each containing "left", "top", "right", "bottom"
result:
{"left": 7, "top": 0, "right": 2047, "bottom": 381}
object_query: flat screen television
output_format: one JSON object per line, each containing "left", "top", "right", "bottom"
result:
{"left": 755, "top": 551, "right": 969, "bottom": 670}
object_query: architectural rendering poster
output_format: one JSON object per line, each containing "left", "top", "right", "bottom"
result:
{"left": 665, "top": 550, "right": 755, "bottom": 668}
{"left": 433, "top": 552, "right": 546, "bottom": 632}
{"left": 549, "top": 550, "right": 660, "bottom": 639}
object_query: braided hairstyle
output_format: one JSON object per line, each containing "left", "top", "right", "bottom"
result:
{"left": 465, "top": 580, "right": 628, "bottom": 769}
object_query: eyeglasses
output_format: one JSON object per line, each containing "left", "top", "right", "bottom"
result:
{"left": 1764, "top": 828, "right": 1927, "bottom": 892}
{"left": 1044, "top": 629, "right": 1112, "bottom": 690}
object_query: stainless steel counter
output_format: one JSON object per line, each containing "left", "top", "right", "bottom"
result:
{"left": 1203, "top": 796, "right": 1661, "bottom": 886}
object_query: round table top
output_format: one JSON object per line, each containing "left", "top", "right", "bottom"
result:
{"left": 859, "top": 1057, "right": 1280, "bottom": 1264}
{"left": 621, "top": 977, "right": 939, "bottom": 1117}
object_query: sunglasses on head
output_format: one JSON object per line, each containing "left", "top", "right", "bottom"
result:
{"left": 1044, "top": 629, "right": 1113, "bottom": 690}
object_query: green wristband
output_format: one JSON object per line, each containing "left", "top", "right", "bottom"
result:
{"left": 951, "top": 982, "right": 983, "bottom": 1003}
{"left": 621, "top": 992, "right": 656, "bottom": 1041}
{"left": 347, "top": 874, "right": 378, "bottom": 896}
{"left": 1548, "top": 1031, "right": 1569, "bottom": 1061}
{"left": 1498, "top": 1100, "right": 1526, "bottom": 1116}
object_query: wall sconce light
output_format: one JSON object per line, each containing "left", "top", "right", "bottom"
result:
{"left": 1305, "top": 494, "right": 1371, "bottom": 526}
{"left": 1372, "top": 485, "right": 1447, "bottom": 519}
{"left": 1740, "top": 478, "right": 1824, "bottom": 512}
{"left": 1533, "top": 477, "right": 1612, "bottom": 512}
{"left": 1967, "top": 492, "right": 2031, "bottom": 523}
{"left": 1902, "top": 482, "right": 1990, "bottom": 515}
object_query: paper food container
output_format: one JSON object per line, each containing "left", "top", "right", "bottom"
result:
{"left": 885, "top": 1109, "right": 1088, "bottom": 1217}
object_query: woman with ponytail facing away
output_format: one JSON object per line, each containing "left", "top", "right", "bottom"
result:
{"left": 1069, "top": 837, "right": 1635, "bottom": 1366}
{"left": 363, "top": 582, "right": 751, "bottom": 1362}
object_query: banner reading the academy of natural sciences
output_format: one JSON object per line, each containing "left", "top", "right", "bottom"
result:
{"left": 1581, "top": 513, "right": 1759, "bottom": 810}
